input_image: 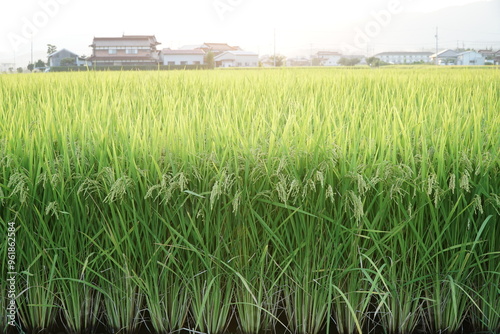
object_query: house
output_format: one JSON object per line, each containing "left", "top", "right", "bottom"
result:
{"left": 374, "top": 51, "right": 432, "bottom": 64}
{"left": 48, "top": 48, "right": 91, "bottom": 67}
{"left": 161, "top": 48, "right": 205, "bottom": 66}
{"left": 316, "top": 51, "right": 342, "bottom": 66}
{"left": 198, "top": 43, "right": 241, "bottom": 55}
{"left": 89, "top": 35, "right": 161, "bottom": 66}
{"left": 457, "top": 51, "right": 485, "bottom": 65}
{"left": 214, "top": 51, "right": 259, "bottom": 67}
{"left": 430, "top": 49, "right": 458, "bottom": 65}
{"left": 478, "top": 49, "right": 496, "bottom": 64}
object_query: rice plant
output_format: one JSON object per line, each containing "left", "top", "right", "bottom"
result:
{"left": 0, "top": 67, "right": 499, "bottom": 334}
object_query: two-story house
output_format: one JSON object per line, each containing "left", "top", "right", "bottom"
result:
{"left": 89, "top": 35, "right": 161, "bottom": 66}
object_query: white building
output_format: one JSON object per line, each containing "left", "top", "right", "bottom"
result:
{"left": 214, "top": 51, "right": 259, "bottom": 67}
{"left": 161, "top": 49, "right": 205, "bottom": 66}
{"left": 374, "top": 51, "right": 432, "bottom": 64}
{"left": 316, "top": 51, "right": 342, "bottom": 66}
{"left": 430, "top": 49, "right": 459, "bottom": 65}
{"left": 457, "top": 51, "right": 485, "bottom": 65}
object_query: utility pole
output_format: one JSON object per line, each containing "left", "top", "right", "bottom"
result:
{"left": 31, "top": 34, "right": 34, "bottom": 67}
{"left": 273, "top": 28, "right": 276, "bottom": 67}
{"left": 434, "top": 26, "right": 438, "bottom": 65}
{"left": 310, "top": 43, "right": 313, "bottom": 66}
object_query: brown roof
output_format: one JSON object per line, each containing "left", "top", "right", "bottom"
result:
{"left": 161, "top": 48, "right": 205, "bottom": 55}
{"left": 201, "top": 43, "right": 239, "bottom": 51}
{"left": 317, "top": 51, "right": 342, "bottom": 56}
{"left": 91, "top": 35, "right": 160, "bottom": 47}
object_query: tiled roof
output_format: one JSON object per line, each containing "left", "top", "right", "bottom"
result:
{"left": 161, "top": 48, "right": 205, "bottom": 55}
{"left": 214, "top": 51, "right": 258, "bottom": 60}
{"left": 91, "top": 35, "right": 160, "bottom": 47}
{"left": 48, "top": 48, "right": 79, "bottom": 58}
{"left": 317, "top": 51, "right": 341, "bottom": 56}
{"left": 201, "top": 43, "right": 239, "bottom": 51}
{"left": 430, "top": 49, "right": 459, "bottom": 58}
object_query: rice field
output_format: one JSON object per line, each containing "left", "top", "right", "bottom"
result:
{"left": 0, "top": 67, "right": 499, "bottom": 334}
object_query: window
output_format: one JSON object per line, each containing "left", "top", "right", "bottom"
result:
{"left": 109, "top": 48, "right": 117, "bottom": 54}
{"left": 126, "top": 48, "right": 138, "bottom": 54}
{"left": 193, "top": 61, "right": 200, "bottom": 65}
{"left": 180, "top": 61, "right": 187, "bottom": 65}
{"left": 168, "top": 61, "right": 175, "bottom": 66}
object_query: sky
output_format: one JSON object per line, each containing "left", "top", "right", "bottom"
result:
{"left": 0, "top": 0, "right": 499, "bottom": 67}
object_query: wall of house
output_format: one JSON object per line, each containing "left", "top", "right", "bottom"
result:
{"left": 379, "top": 55, "right": 431, "bottom": 64}
{"left": 94, "top": 48, "right": 153, "bottom": 58}
{"left": 216, "top": 55, "right": 258, "bottom": 67}
{"left": 322, "top": 56, "right": 340, "bottom": 66}
{"left": 162, "top": 55, "right": 204, "bottom": 65}
{"left": 458, "top": 52, "right": 485, "bottom": 65}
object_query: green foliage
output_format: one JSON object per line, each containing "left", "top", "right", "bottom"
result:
{"left": 366, "top": 56, "right": 385, "bottom": 67}
{"left": 205, "top": 51, "right": 215, "bottom": 69}
{"left": 60, "top": 57, "right": 76, "bottom": 66}
{"left": 338, "top": 57, "right": 361, "bottom": 66}
{"left": 269, "top": 54, "right": 286, "bottom": 67}
{"left": 47, "top": 44, "right": 57, "bottom": 56}
{"left": 311, "top": 57, "right": 321, "bottom": 66}
{"left": 35, "top": 59, "right": 45, "bottom": 68}
{"left": 0, "top": 68, "right": 499, "bottom": 334}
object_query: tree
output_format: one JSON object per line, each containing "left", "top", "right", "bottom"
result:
{"left": 269, "top": 55, "right": 286, "bottom": 67}
{"left": 366, "top": 57, "right": 381, "bottom": 67}
{"left": 27, "top": 63, "right": 34, "bottom": 71}
{"left": 60, "top": 57, "right": 76, "bottom": 66}
{"left": 205, "top": 51, "right": 215, "bottom": 69}
{"left": 17, "top": 67, "right": 23, "bottom": 73}
{"left": 47, "top": 44, "right": 57, "bottom": 55}
{"left": 47, "top": 44, "right": 57, "bottom": 66}
{"left": 35, "top": 59, "right": 46, "bottom": 68}
{"left": 311, "top": 58, "right": 322, "bottom": 66}
{"left": 338, "top": 57, "right": 360, "bottom": 66}
{"left": 47, "top": 44, "right": 57, "bottom": 59}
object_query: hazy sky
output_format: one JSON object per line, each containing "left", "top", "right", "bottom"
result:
{"left": 1, "top": 0, "right": 499, "bottom": 66}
